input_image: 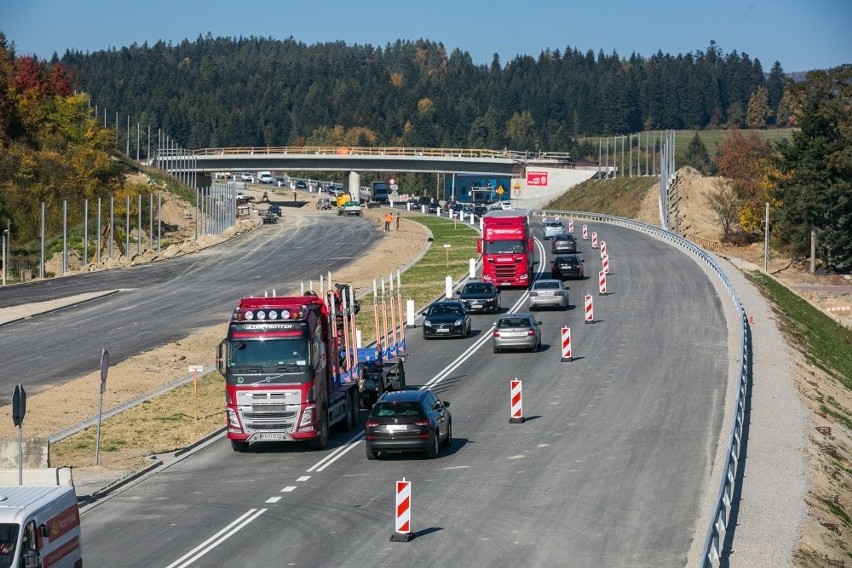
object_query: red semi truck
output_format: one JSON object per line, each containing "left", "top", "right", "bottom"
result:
{"left": 218, "top": 294, "right": 360, "bottom": 452}
{"left": 478, "top": 211, "right": 534, "bottom": 288}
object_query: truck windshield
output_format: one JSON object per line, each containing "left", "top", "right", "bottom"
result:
{"left": 0, "top": 523, "right": 19, "bottom": 568}
{"left": 227, "top": 338, "right": 310, "bottom": 370}
{"left": 484, "top": 239, "right": 525, "bottom": 254}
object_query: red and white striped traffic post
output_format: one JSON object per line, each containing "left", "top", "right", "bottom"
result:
{"left": 509, "top": 379, "right": 524, "bottom": 423}
{"left": 390, "top": 478, "right": 414, "bottom": 542}
{"left": 584, "top": 294, "right": 594, "bottom": 324}
{"left": 591, "top": 231, "right": 598, "bottom": 249}
{"left": 602, "top": 254, "right": 610, "bottom": 274}
{"left": 561, "top": 327, "right": 572, "bottom": 362}
{"left": 600, "top": 240, "right": 607, "bottom": 259}
{"left": 582, "top": 224, "right": 588, "bottom": 240}
{"left": 598, "top": 270, "right": 607, "bottom": 295}
{"left": 568, "top": 219, "right": 574, "bottom": 234}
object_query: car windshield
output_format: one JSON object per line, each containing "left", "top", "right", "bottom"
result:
{"left": 373, "top": 402, "right": 422, "bottom": 417}
{"left": 498, "top": 317, "right": 532, "bottom": 328}
{"left": 429, "top": 304, "right": 464, "bottom": 316}
{"left": 556, "top": 257, "right": 577, "bottom": 264}
{"left": 484, "top": 239, "right": 525, "bottom": 254}
{"left": 462, "top": 283, "right": 493, "bottom": 294}
{"left": 546, "top": 222, "right": 562, "bottom": 228}
{"left": 534, "top": 281, "right": 560, "bottom": 290}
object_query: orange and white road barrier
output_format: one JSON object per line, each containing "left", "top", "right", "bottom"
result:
{"left": 390, "top": 479, "right": 414, "bottom": 542}
{"left": 602, "top": 254, "right": 610, "bottom": 274}
{"left": 584, "top": 294, "right": 594, "bottom": 324}
{"left": 561, "top": 327, "right": 572, "bottom": 362}
{"left": 600, "top": 240, "right": 607, "bottom": 259}
{"left": 591, "top": 232, "right": 598, "bottom": 249}
{"left": 599, "top": 271, "right": 607, "bottom": 295}
{"left": 568, "top": 219, "right": 574, "bottom": 233}
{"left": 510, "top": 379, "right": 524, "bottom": 423}
{"left": 582, "top": 225, "right": 588, "bottom": 240}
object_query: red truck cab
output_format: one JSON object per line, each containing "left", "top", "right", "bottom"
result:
{"left": 478, "top": 211, "right": 534, "bottom": 288}
{"left": 218, "top": 295, "right": 359, "bottom": 452}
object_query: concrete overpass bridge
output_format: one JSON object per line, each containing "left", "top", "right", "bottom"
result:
{"left": 156, "top": 145, "right": 573, "bottom": 187}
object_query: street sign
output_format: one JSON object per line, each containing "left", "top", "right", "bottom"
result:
{"left": 12, "top": 384, "right": 26, "bottom": 427}
{"left": 496, "top": 186, "right": 504, "bottom": 195}
{"left": 188, "top": 365, "right": 204, "bottom": 373}
{"left": 100, "top": 349, "right": 109, "bottom": 394}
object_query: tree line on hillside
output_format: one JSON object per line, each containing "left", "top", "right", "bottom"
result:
{"left": 56, "top": 36, "right": 794, "bottom": 156}
{"left": 1, "top": 31, "right": 848, "bottom": 274}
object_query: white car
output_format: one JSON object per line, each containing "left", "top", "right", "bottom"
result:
{"left": 528, "top": 279, "right": 569, "bottom": 310}
{"left": 240, "top": 173, "right": 255, "bottom": 183}
{"left": 543, "top": 220, "right": 565, "bottom": 239}
{"left": 499, "top": 201, "right": 513, "bottom": 210}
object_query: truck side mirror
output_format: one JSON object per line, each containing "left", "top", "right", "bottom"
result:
{"left": 217, "top": 341, "right": 226, "bottom": 373}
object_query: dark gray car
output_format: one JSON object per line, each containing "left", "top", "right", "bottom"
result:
{"left": 457, "top": 281, "right": 501, "bottom": 313}
{"left": 364, "top": 389, "right": 452, "bottom": 459}
{"left": 422, "top": 300, "right": 471, "bottom": 339}
{"left": 492, "top": 313, "right": 542, "bottom": 353}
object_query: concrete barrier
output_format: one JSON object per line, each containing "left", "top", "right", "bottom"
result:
{"left": 0, "top": 437, "right": 49, "bottom": 469}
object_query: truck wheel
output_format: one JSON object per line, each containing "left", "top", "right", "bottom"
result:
{"left": 425, "top": 432, "right": 440, "bottom": 459}
{"left": 231, "top": 440, "right": 249, "bottom": 453}
{"left": 309, "top": 409, "right": 329, "bottom": 450}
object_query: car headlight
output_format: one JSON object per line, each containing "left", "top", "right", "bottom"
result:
{"left": 424, "top": 320, "right": 433, "bottom": 327}
{"left": 454, "top": 319, "right": 464, "bottom": 326}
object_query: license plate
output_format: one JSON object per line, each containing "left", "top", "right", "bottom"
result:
{"left": 471, "top": 303, "right": 482, "bottom": 308}
{"left": 386, "top": 425, "right": 407, "bottom": 432}
{"left": 436, "top": 328, "right": 450, "bottom": 333}
{"left": 254, "top": 433, "right": 288, "bottom": 441}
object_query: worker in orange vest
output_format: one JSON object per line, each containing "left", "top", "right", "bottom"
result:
{"left": 384, "top": 212, "right": 392, "bottom": 232}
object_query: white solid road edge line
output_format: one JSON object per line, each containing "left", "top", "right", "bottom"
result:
{"left": 164, "top": 508, "right": 266, "bottom": 568}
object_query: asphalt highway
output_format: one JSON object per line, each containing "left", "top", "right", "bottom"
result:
{"left": 0, "top": 213, "right": 380, "bottom": 397}
{"left": 74, "top": 219, "right": 728, "bottom": 567}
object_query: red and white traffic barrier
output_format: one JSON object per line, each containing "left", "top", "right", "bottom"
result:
{"left": 602, "top": 254, "right": 610, "bottom": 274}
{"left": 390, "top": 479, "right": 414, "bottom": 542}
{"left": 561, "top": 327, "right": 572, "bottom": 362}
{"left": 568, "top": 219, "right": 574, "bottom": 234}
{"left": 510, "top": 379, "right": 524, "bottom": 423}
{"left": 599, "top": 271, "right": 607, "bottom": 295}
{"left": 582, "top": 225, "right": 588, "bottom": 240}
{"left": 591, "top": 232, "right": 598, "bottom": 249}
{"left": 584, "top": 294, "right": 594, "bottom": 323}
{"left": 827, "top": 306, "right": 851, "bottom": 312}
{"left": 600, "top": 240, "right": 607, "bottom": 259}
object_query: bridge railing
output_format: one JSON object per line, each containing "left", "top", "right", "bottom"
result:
{"left": 537, "top": 209, "right": 748, "bottom": 568}
{"left": 188, "top": 145, "right": 572, "bottom": 163}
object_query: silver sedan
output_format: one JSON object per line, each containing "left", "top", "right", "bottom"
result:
{"left": 492, "top": 313, "right": 542, "bottom": 353}
{"left": 528, "top": 279, "right": 569, "bottom": 310}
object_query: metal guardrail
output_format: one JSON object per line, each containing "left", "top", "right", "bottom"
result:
{"left": 537, "top": 209, "right": 748, "bottom": 568}
{"left": 185, "top": 145, "right": 572, "bottom": 163}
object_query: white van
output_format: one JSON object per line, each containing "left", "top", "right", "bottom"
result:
{"left": 0, "top": 486, "right": 82, "bottom": 568}
{"left": 257, "top": 171, "right": 274, "bottom": 184}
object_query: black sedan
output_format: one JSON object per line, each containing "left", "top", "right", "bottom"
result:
{"left": 551, "top": 234, "right": 577, "bottom": 254}
{"left": 422, "top": 300, "right": 471, "bottom": 339}
{"left": 365, "top": 389, "right": 452, "bottom": 459}
{"left": 266, "top": 204, "right": 282, "bottom": 217}
{"left": 551, "top": 254, "right": 585, "bottom": 280}
{"left": 457, "top": 280, "right": 501, "bottom": 313}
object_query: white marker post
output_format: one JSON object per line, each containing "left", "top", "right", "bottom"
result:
{"left": 189, "top": 365, "right": 204, "bottom": 420}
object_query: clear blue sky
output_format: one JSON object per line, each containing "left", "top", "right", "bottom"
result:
{"left": 2, "top": 0, "right": 849, "bottom": 72}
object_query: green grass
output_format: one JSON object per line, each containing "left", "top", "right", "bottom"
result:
{"left": 354, "top": 215, "right": 480, "bottom": 341}
{"left": 745, "top": 271, "right": 852, "bottom": 390}
{"left": 545, "top": 176, "right": 658, "bottom": 218}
